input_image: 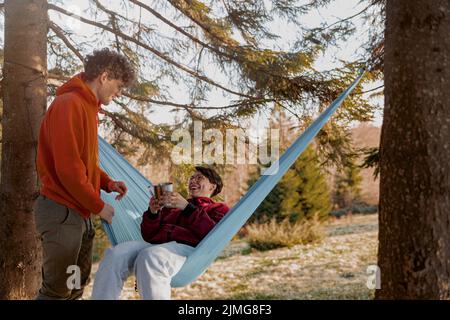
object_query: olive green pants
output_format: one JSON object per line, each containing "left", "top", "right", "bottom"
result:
{"left": 34, "top": 195, "right": 95, "bottom": 300}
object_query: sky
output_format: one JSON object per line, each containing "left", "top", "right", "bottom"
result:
{"left": 45, "top": 0, "right": 383, "bottom": 129}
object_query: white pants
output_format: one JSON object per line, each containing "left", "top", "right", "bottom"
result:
{"left": 91, "top": 240, "right": 194, "bottom": 300}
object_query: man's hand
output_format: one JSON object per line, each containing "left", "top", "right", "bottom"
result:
{"left": 98, "top": 203, "right": 115, "bottom": 224}
{"left": 108, "top": 181, "right": 128, "bottom": 200}
{"left": 160, "top": 192, "right": 189, "bottom": 210}
{"left": 149, "top": 196, "right": 163, "bottom": 214}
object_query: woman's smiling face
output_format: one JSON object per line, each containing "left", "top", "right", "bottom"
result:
{"left": 188, "top": 171, "right": 216, "bottom": 198}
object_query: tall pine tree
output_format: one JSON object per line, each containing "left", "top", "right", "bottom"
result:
{"left": 250, "top": 144, "right": 331, "bottom": 223}
{"left": 377, "top": 0, "right": 450, "bottom": 299}
{"left": 333, "top": 160, "right": 363, "bottom": 209}
{"left": 280, "top": 145, "right": 331, "bottom": 222}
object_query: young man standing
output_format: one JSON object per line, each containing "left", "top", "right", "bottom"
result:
{"left": 34, "top": 48, "right": 135, "bottom": 299}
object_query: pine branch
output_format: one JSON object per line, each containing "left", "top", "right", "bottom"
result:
{"left": 97, "top": 0, "right": 334, "bottom": 105}
{"left": 130, "top": 0, "right": 300, "bottom": 86}
{"left": 48, "top": 3, "right": 254, "bottom": 99}
{"left": 91, "top": 0, "right": 135, "bottom": 24}
{"left": 277, "top": 102, "right": 302, "bottom": 122}
{"left": 48, "top": 22, "right": 85, "bottom": 63}
{"left": 316, "top": 4, "right": 371, "bottom": 33}
{"left": 46, "top": 72, "right": 274, "bottom": 111}
{"left": 359, "top": 85, "right": 384, "bottom": 95}
{"left": 166, "top": 0, "right": 328, "bottom": 94}
{"left": 101, "top": 109, "right": 166, "bottom": 145}
{"left": 220, "top": 0, "right": 257, "bottom": 47}
{"left": 127, "top": 92, "right": 277, "bottom": 110}
{"left": 129, "top": 0, "right": 235, "bottom": 60}
{"left": 167, "top": 0, "right": 239, "bottom": 48}
{"left": 91, "top": 0, "right": 125, "bottom": 52}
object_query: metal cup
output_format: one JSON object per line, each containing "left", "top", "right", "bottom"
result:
{"left": 160, "top": 182, "right": 173, "bottom": 193}
{"left": 153, "top": 184, "right": 163, "bottom": 200}
{"left": 160, "top": 182, "right": 174, "bottom": 207}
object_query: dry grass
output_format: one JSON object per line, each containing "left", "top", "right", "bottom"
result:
{"left": 83, "top": 213, "right": 378, "bottom": 300}
{"left": 245, "top": 215, "right": 325, "bottom": 251}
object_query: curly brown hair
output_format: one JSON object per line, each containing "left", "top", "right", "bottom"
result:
{"left": 84, "top": 48, "right": 136, "bottom": 87}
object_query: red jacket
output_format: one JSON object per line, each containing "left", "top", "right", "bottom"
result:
{"left": 140, "top": 197, "right": 230, "bottom": 247}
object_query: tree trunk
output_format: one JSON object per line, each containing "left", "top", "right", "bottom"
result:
{"left": 377, "top": 0, "right": 450, "bottom": 299}
{"left": 0, "top": 0, "right": 48, "bottom": 299}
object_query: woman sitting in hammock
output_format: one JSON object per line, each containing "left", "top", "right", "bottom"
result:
{"left": 91, "top": 166, "right": 229, "bottom": 300}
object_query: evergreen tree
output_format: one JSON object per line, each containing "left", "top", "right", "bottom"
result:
{"left": 280, "top": 145, "right": 331, "bottom": 222}
{"left": 247, "top": 106, "right": 294, "bottom": 223}
{"left": 377, "top": 0, "right": 450, "bottom": 299}
{"left": 0, "top": 101, "right": 2, "bottom": 159}
{"left": 333, "top": 160, "right": 363, "bottom": 209}
{"left": 0, "top": 0, "right": 47, "bottom": 299}
{"left": 250, "top": 144, "right": 331, "bottom": 223}
{"left": 247, "top": 173, "right": 287, "bottom": 223}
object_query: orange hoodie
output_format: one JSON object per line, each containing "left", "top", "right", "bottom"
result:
{"left": 37, "top": 73, "right": 113, "bottom": 219}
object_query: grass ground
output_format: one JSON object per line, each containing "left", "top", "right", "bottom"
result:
{"left": 83, "top": 213, "right": 378, "bottom": 300}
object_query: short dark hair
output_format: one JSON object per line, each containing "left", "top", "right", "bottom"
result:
{"left": 195, "top": 166, "right": 223, "bottom": 197}
{"left": 84, "top": 48, "right": 136, "bottom": 87}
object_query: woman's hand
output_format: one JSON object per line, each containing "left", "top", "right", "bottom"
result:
{"left": 149, "top": 196, "right": 163, "bottom": 214}
{"left": 160, "top": 192, "right": 189, "bottom": 210}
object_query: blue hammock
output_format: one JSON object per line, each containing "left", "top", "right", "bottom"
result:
{"left": 99, "top": 71, "right": 365, "bottom": 287}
